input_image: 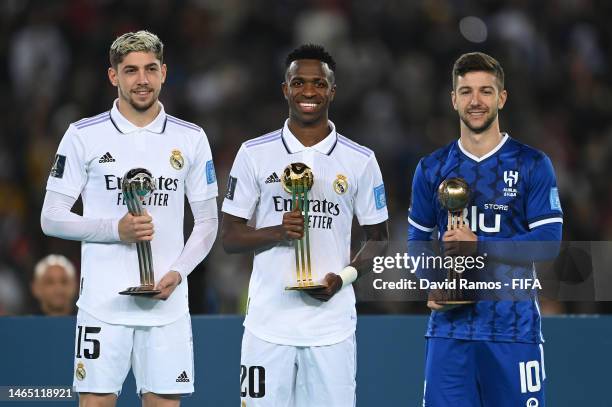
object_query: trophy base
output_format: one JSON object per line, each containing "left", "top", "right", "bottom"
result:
{"left": 119, "top": 285, "right": 161, "bottom": 296}
{"left": 285, "top": 284, "right": 326, "bottom": 291}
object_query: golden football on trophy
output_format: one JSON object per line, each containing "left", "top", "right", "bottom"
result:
{"left": 437, "top": 178, "right": 471, "bottom": 212}
{"left": 282, "top": 163, "right": 314, "bottom": 194}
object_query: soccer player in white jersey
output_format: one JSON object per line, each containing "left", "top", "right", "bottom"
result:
{"left": 222, "top": 44, "right": 389, "bottom": 406}
{"left": 40, "top": 31, "right": 218, "bottom": 407}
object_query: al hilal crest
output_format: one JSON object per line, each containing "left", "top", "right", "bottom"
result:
{"left": 333, "top": 174, "right": 348, "bottom": 194}
{"left": 170, "top": 149, "right": 184, "bottom": 170}
{"left": 503, "top": 170, "right": 519, "bottom": 197}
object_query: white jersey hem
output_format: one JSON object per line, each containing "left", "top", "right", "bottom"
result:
{"left": 76, "top": 302, "right": 189, "bottom": 327}
{"left": 358, "top": 213, "right": 389, "bottom": 226}
{"left": 244, "top": 322, "right": 356, "bottom": 347}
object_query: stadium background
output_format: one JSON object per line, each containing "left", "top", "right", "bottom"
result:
{"left": 0, "top": 0, "right": 611, "bottom": 405}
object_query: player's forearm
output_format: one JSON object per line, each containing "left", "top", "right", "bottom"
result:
{"left": 407, "top": 225, "right": 441, "bottom": 280}
{"left": 350, "top": 240, "right": 389, "bottom": 278}
{"left": 41, "top": 190, "right": 120, "bottom": 242}
{"left": 478, "top": 223, "right": 562, "bottom": 263}
{"left": 171, "top": 217, "right": 218, "bottom": 280}
{"left": 222, "top": 222, "right": 285, "bottom": 254}
{"left": 170, "top": 198, "right": 218, "bottom": 280}
{"left": 350, "top": 222, "right": 389, "bottom": 278}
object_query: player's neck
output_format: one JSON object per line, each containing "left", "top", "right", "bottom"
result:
{"left": 117, "top": 99, "right": 161, "bottom": 128}
{"left": 459, "top": 124, "right": 503, "bottom": 158}
{"left": 287, "top": 117, "right": 330, "bottom": 147}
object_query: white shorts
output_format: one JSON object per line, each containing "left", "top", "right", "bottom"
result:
{"left": 72, "top": 309, "right": 194, "bottom": 395}
{"left": 240, "top": 329, "right": 356, "bottom": 407}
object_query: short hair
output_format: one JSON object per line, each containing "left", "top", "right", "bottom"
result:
{"left": 109, "top": 30, "right": 164, "bottom": 68}
{"left": 285, "top": 44, "right": 336, "bottom": 74}
{"left": 452, "top": 52, "right": 504, "bottom": 90}
{"left": 34, "top": 254, "right": 76, "bottom": 280}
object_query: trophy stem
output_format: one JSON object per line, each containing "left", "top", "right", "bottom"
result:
{"left": 440, "top": 209, "right": 474, "bottom": 304}
{"left": 303, "top": 184, "right": 312, "bottom": 285}
{"left": 292, "top": 179, "right": 302, "bottom": 287}
{"left": 118, "top": 174, "right": 160, "bottom": 296}
{"left": 297, "top": 183, "right": 307, "bottom": 287}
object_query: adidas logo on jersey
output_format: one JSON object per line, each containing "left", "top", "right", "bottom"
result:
{"left": 99, "top": 152, "right": 115, "bottom": 163}
{"left": 176, "top": 371, "right": 190, "bottom": 382}
{"left": 265, "top": 172, "right": 281, "bottom": 183}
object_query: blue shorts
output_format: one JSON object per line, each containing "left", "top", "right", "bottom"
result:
{"left": 423, "top": 338, "right": 545, "bottom": 407}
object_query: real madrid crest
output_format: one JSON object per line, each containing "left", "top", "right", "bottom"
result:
{"left": 170, "top": 149, "right": 184, "bottom": 170}
{"left": 75, "top": 362, "right": 86, "bottom": 381}
{"left": 333, "top": 174, "right": 348, "bottom": 194}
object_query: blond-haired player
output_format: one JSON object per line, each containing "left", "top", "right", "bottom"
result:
{"left": 41, "top": 31, "right": 218, "bottom": 407}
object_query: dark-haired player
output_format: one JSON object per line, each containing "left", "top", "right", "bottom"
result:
{"left": 408, "top": 52, "right": 562, "bottom": 406}
{"left": 222, "top": 44, "right": 389, "bottom": 406}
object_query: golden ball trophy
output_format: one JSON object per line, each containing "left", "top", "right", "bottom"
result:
{"left": 437, "top": 177, "right": 474, "bottom": 304}
{"left": 282, "top": 163, "right": 325, "bottom": 291}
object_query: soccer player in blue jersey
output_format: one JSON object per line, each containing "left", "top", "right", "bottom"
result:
{"left": 408, "top": 52, "right": 563, "bottom": 406}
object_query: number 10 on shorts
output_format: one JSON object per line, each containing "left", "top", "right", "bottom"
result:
{"left": 519, "top": 361, "right": 541, "bottom": 393}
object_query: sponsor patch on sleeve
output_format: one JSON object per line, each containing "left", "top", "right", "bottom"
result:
{"left": 226, "top": 176, "right": 237, "bottom": 200}
{"left": 50, "top": 154, "right": 66, "bottom": 179}
{"left": 206, "top": 160, "right": 216, "bottom": 184}
{"left": 374, "top": 184, "right": 386, "bottom": 210}
{"left": 549, "top": 187, "right": 561, "bottom": 210}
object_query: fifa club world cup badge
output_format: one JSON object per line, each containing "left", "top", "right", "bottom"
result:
{"left": 170, "top": 149, "right": 184, "bottom": 170}
{"left": 75, "top": 362, "right": 86, "bottom": 381}
{"left": 333, "top": 174, "right": 348, "bottom": 194}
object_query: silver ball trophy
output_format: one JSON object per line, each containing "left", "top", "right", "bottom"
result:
{"left": 119, "top": 168, "right": 161, "bottom": 296}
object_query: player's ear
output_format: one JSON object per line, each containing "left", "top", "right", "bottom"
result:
{"left": 451, "top": 90, "right": 458, "bottom": 111}
{"left": 108, "top": 67, "right": 118, "bottom": 87}
{"left": 330, "top": 84, "right": 336, "bottom": 101}
{"left": 161, "top": 63, "right": 167, "bottom": 84}
{"left": 498, "top": 89, "right": 507, "bottom": 109}
{"left": 282, "top": 82, "right": 289, "bottom": 100}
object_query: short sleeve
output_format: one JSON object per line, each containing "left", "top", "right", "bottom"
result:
{"left": 185, "top": 129, "right": 218, "bottom": 203}
{"left": 221, "top": 144, "right": 260, "bottom": 220}
{"left": 525, "top": 153, "right": 563, "bottom": 229}
{"left": 354, "top": 155, "right": 389, "bottom": 225}
{"left": 407, "top": 159, "right": 436, "bottom": 234}
{"left": 46, "top": 125, "right": 87, "bottom": 199}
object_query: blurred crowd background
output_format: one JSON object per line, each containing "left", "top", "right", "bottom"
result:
{"left": 1, "top": 0, "right": 611, "bottom": 316}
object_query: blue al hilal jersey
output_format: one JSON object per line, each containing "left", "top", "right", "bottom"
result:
{"left": 408, "top": 134, "right": 563, "bottom": 343}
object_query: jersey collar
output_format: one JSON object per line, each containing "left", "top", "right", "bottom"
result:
{"left": 457, "top": 132, "right": 509, "bottom": 162}
{"left": 110, "top": 99, "right": 167, "bottom": 134}
{"left": 281, "top": 119, "right": 338, "bottom": 155}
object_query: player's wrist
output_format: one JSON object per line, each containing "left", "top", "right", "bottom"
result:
{"left": 111, "top": 218, "right": 121, "bottom": 241}
{"left": 339, "top": 266, "right": 358, "bottom": 288}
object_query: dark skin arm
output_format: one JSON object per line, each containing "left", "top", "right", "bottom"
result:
{"left": 222, "top": 209, "right": 389, "bottom": 302}
{"left": 221, "top": 206, "right": 304, "bottom": 254}
{"left": 307, "top": 221, "right": 389, "bottom": 302}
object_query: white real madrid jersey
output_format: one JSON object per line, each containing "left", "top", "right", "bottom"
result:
{"left": 46, "top": 100, "right": 218, "bottom": 326}
{"left": 222, "top": 120, "right": 388, "bottom": 346}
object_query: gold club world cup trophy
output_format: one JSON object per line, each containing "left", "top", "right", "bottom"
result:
{"left": 119, "top": 168, "right": 161, "bottom": 296}
{"left": 282, "top": 163, "right": 325, "bottom": 290}
{"left": 437, "top": 177, "right": 474, "bottom": 304}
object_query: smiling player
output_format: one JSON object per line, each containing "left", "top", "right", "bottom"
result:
{"left": 222, "top": 44, "right": 389, "bottom": 406}
{"left": 41, "top": 31, "right": 218, "bottom": 407}
{"left": 408, "top": 52, "right": 563, "bottom": 406}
